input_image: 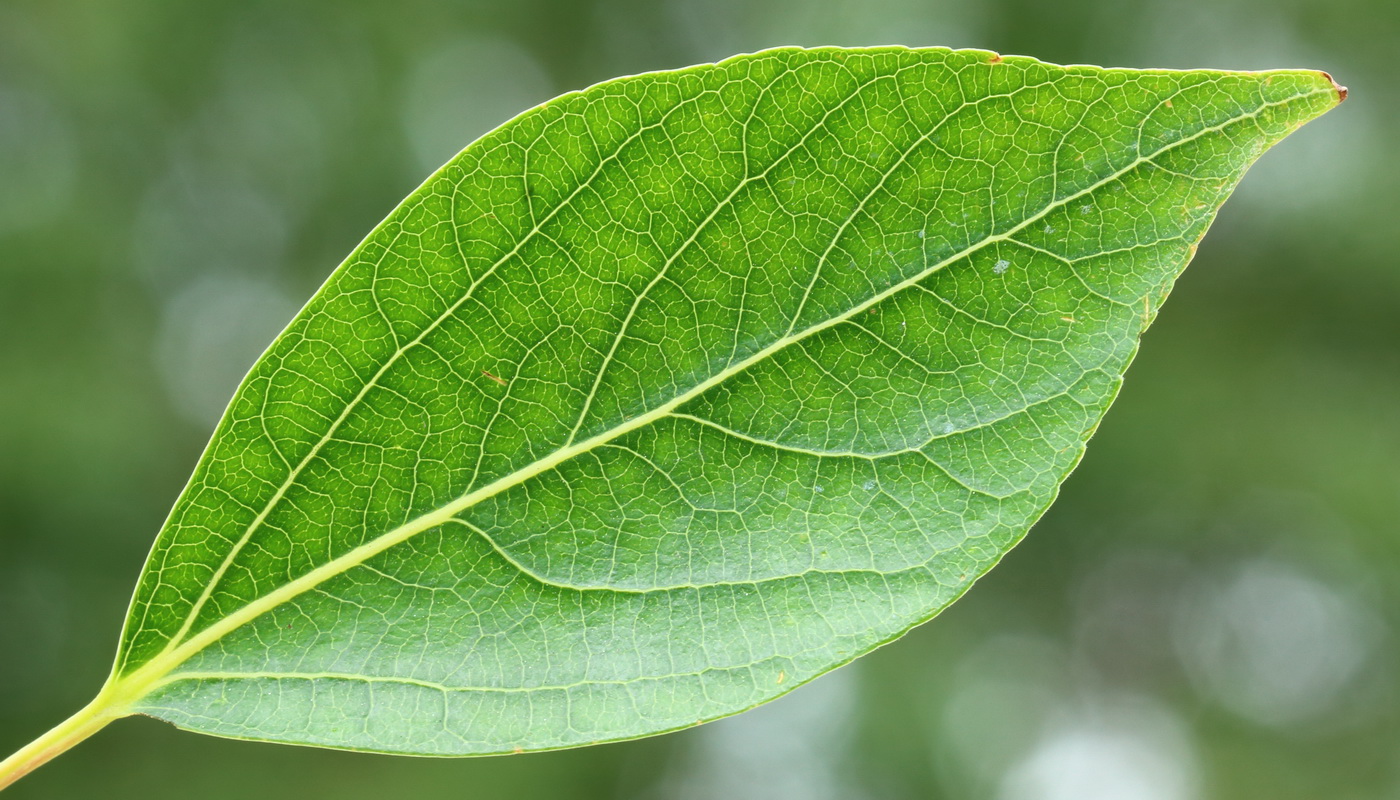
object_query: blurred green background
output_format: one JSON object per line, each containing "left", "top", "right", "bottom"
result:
{"left": 0, "top": 0, "right": 1394, "bottom": 797}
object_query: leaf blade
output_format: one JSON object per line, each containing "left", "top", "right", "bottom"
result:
{"left": 109, "top": 46, "right": 1341, "bottom": 754}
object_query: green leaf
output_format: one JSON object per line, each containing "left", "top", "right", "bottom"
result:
{"left": 99, "top": 47, "right": 1344, "bottom": 755}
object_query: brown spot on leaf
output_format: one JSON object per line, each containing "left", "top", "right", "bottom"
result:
{"left": 988, "top": 53, "right": 1003, "bottom": 64}
{"left": 1320, "top": 71, "right": 1348, "bottom": 102}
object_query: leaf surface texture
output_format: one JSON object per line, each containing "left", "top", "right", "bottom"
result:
{"left": 110, "top": 46, "right": 1340, "bottom": 754}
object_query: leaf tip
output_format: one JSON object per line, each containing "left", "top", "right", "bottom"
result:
{"left": 1320, "top": 70, "right": 1348, "bottom": 103}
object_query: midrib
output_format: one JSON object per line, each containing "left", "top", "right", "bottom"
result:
{"left": 110, "top": 86, "right": 1328, "bottom": 705}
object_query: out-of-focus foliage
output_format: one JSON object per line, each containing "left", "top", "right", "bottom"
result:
{"left": 0, "top": 2, "right": 1392, "bottom": 799}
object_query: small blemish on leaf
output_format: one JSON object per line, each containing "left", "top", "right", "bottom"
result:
{"left": 777, "top": 670, "right": 786, "bottom": 685}
{"left": 993, "top": 259, "right": 1010, "bottom": 274}
{"left": 482, "top": 370, "right": 507, "bottom": 386}
{"left": 1322, "top": 71, "right": 1348, "bottom": 102}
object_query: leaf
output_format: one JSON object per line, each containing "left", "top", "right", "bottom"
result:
{"left": 94, "top": 47, "right": 1344, "bottom": 755}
